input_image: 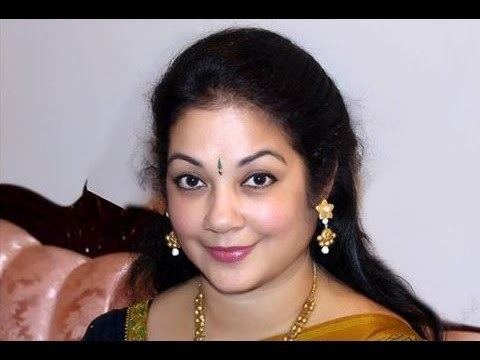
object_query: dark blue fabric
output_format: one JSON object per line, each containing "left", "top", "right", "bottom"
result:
{"left": 82, "top": 308, "right": 127, "bottom": 341}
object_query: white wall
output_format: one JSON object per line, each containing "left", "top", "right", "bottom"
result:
{"left": 1, "top": 19, "right": 479, "bottom": 326}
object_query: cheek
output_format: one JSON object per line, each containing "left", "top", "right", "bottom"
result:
{"left": 166, "top": 194, "right": 201, "bottom": 238}
{"left": 252, "top": 175, "right": 310, "bottom": 236}
{"left": 250, "top": 201, "right": 297, "bottom": 236}
{"left": 172, "top": 215, "right": 198, "bottom": 238}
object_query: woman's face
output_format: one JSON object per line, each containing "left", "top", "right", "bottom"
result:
{"left": 166, "top": 104, "right": 319, "bottom": 293}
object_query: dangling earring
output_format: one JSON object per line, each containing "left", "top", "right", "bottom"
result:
{"left": 164, "top": 211, "right": 180, "bottom": 256}
{"left": 315, "top": 199, "right": 337, "bottom": 254}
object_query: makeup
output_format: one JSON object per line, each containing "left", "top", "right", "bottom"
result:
{"left": 206, "top": 244, "right": 256, "bottom": 263}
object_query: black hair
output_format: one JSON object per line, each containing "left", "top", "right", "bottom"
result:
{"left": 129, "top": 27, "right": 444, "bottom": 340}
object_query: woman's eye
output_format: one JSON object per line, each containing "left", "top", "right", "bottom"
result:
{"left": 174, "top": 175, "right": 206, "bottom": 190}
{"left": 243, "top": 173, "right": 277, "bottom": 189}
{"left": 174, "top": 173, "right": 277, "bottom": 191}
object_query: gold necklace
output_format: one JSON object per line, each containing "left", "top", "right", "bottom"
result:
{"left": 193, "top": 264, "right": 318, "bottom": 341}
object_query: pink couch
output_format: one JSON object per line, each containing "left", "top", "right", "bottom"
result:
{"left": 0, "top": 220, "right": 136, "bottom": 340}
{"left": 1, "top": 219, "right": 479, "bottom": 341}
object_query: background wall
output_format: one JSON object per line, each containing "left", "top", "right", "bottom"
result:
{"left": 1, "top": 19, "right": 479, "bottom": 326}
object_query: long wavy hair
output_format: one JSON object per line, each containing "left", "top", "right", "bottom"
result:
{"left": 129, "top": 27, "right": 444, "bottom": 340}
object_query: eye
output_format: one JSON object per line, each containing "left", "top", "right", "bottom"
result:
{"left": 173, "top": 174, "right": 206, "bottom": 191}
{"left": 243, "top": 173, "right": 277, "bottom": 189}
{"left": 173, "top": 172, "right": 278, "bottom": 191}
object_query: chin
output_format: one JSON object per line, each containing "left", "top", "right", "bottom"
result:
{"left": 204, "top": 267, "right": 262, "bottom": 295}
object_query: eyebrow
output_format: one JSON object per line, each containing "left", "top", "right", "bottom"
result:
{"left": 167, "top": 149, "right": 287, "bottom": 169}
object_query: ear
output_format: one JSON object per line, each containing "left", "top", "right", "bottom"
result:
{"left": 147, "top": 196, "right": 167, "bottom": 213}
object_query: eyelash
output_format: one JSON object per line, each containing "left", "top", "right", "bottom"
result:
{"left": 172, "top": 172, "right": 278, "bottom": 191}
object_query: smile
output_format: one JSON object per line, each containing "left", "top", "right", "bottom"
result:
{"left": 205, "top": 244, "right": 257, "bottom": 263}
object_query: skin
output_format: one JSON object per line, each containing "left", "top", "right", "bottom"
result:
{"left": 146, "top": 104, "right": 401, "bottom": 340}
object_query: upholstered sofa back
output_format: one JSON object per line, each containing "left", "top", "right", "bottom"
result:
{"left": 0, "top": 220, "right": 135, "bottom": 340}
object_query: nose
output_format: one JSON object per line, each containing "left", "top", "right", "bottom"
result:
{"left": 204, "top": 185, "right": 245, "bottom": 234}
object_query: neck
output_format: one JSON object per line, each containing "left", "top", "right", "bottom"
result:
{"left": 198, "top": 252, "right": 319, "bottom": 340}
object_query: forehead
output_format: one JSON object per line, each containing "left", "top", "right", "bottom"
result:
{"left": 169, "top": 105, "right": 291, "bottom": 155}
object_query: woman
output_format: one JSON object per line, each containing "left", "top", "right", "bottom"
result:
{"left": 83, "top": 27, "right": 443, "bottom": 341}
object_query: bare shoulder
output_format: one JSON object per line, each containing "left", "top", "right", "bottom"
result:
{"left": 150, "top": 277, "right": 198, "bottom": 308}
{"left": 146, "top": 276, "right": 199, "bottom": 340}
{"left": 312, "top": 272, "right": 408, "bottom": 325}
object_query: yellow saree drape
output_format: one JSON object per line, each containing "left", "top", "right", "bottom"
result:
{"left": 264, "top": 313, "right": 423, "bottom": 341}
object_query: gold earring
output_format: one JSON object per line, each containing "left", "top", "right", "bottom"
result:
{"left": 315, "top": 199, "right": 337, "bottom": 254}
{"left": 165, "top": 230, "right": 180, "bottom": 256}
{"left": 164, "top": 211, "right": 180, "bottom": 256}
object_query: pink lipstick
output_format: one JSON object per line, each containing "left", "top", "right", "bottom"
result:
{"left": 206, "top": 244, "right": 256, "bottom": 263}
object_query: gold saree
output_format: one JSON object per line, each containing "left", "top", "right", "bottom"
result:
{"left": 125, "top": 300, "right": 423, "bottom": 341}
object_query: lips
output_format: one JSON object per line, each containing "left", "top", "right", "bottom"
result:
{"left": 206, "top": 244, "right": 256, "bottom": 263}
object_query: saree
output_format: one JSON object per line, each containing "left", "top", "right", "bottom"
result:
{"left": 83, "top": 300, "right": 423, "bottom": 341}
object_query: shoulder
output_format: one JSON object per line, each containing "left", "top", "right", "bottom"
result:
{"left": 311, "top": 274, "right": 422, "bottom": 340}
{"left": 317, "top": 274, "right": 407, "bottom": 323}
{"left": 360, "top": 314, "right": 424, "bottom": 341}
{"left": 83, "top": 301, "right": 152, "bottom": 341}
{"left": 82, "top": 308, "right": 128, "bottom": 341}
{"left": 296, "top": 313, "right": 423, "bottom": 341}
